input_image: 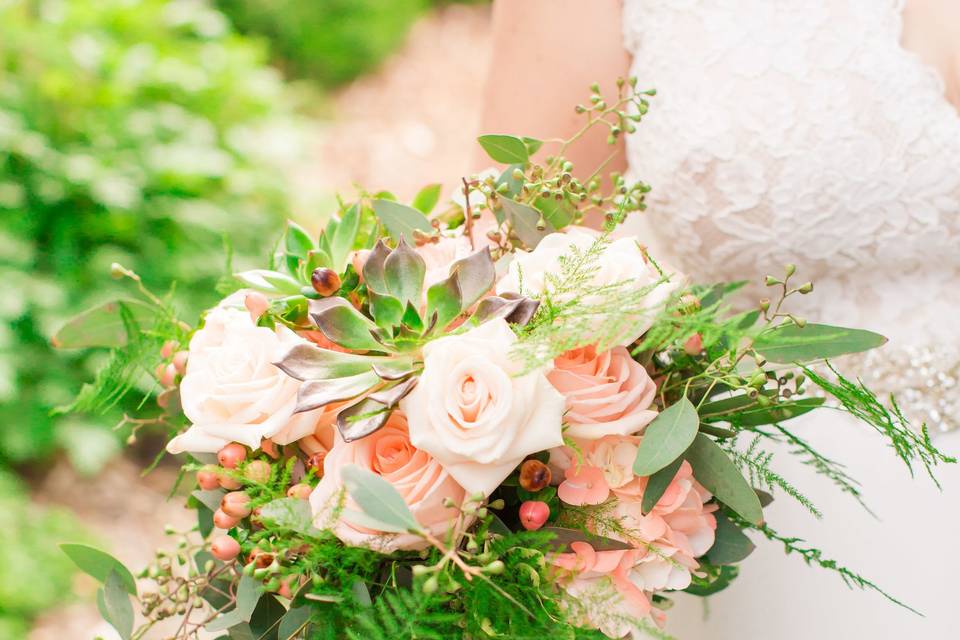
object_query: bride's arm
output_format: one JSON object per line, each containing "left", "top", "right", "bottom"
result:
{"left": 475, "top": 0, "right": 631, "bottom": 178}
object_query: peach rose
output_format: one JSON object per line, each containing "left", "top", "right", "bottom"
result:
{"left": 496, "top": 229, "right": 681, "bottom": 345}
{"left": 400, "top": 318, "right": 566, "bottom": 496}
{"left": 166, "top": 307, "right": 321, "bottom": 454}
{"left": 548, "top": 345, "right": 658, "bottom": 440}
{"left": 309, "top": 412, "right": 465, "bottom": 551}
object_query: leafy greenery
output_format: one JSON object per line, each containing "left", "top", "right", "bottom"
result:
{"left": 0, "top": 0, "right": 303, "bottom": 468}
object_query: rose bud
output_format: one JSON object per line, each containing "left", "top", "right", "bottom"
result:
{"left": 220, "top": 491, "right": 252, "bottom": 518}
{"left": 518, "top": 459, "right": 551, "bottom": 492}
{"left": 287, "top": 483, "right": 312, "bottom": 500}
{"left": 244, "top": 292, "right": 269, "bottom": 320}
{"left": 683, "top": 332, "right": 704, "bottom": 356}
{"left": 519, "top": 501, "right": 550, "bottom": 531}
{"left": 171, "top": 350, "right": 188, "bottom": 375}
{"left": 243, "top": 460, "right": 272, "bottom": 484}
{"left": 213, "top": 509, "right": 240, "bottom": 529}
{"left": 160, "top": 340, "right": 178, "bottom": 359}
{"left": 210, "top": 536, "right": 241, "bottom": 562}
{"left": 311, "top": 268, "right": 341, "bottom": 296}
{"left": 196, "top": 467, "right": 220, "bottom": 491}
{"left": 217, "top": 443, "right": 247, "bottom": 469}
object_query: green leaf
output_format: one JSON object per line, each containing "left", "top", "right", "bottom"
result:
{"left": 330, "top": 204, "right": 361, "bottom": 272}
{"left": 61, "top": 544, "right": 137, "bottom": 595}
{"left": 372, "top": 200, "right": 432, "bottom": 244}
{"left": 496, "top": 164, "right": 525, "bottom": 203}
{"left": 426, "top": 274, "right": 462, "bottom": 330}
{"left": 641, "top": 457, "right": 683, "bottom": 514}
{"left": 684, "top": 565, "right": 740, "bottom": 596}
{"left": 278, "top": 605, "right": 312, "bottom": 640}
{"left": 539, "top": 527, "right": 633, "bottom": 552}
{"left": 383, "top": 238, "right": 426, "bottom": 305}
{"left": 52, "top": 299, "right": 155, "bottom": 349}
{"left": 685, "top": 434, "right": 764, "bottom": 525}
{"left": 499, "top": 196, "right": 552, "bottom": 248}
{"left": 412, "top": 183, "right": 442, "bottom": 214}
{"left": 337, "top": 398, "right": 392, "bottom": 442}
{"left": 191, "top": 488, "right": 226, "bottom": 513}
{"left": 249, "top": 594, "right": 286, "bottom": 640}
{"left": 305, "top": 249, "right": 333, "bottom": 274}
{"left": 753, "top": 323, "right": 887, "bottom": 363}
{"left": 477, "top": 134, "right": 529, "bottom": 164}
{"left": 522, "top": 136, "right": 544, "bottom": 155}
{"left": 235, "top": 269, "right": 302, "bottom": 295}
{"left": 449, "top": 247, "right": 495, "bottom": 308}
{"left": 368, "top": 290, "right": 405, "bottom": 329}
{"left": 295, "top": 371, "right": 379, "bottom": 413}
{"left": 312, "top": 304, "right": 383, "bottom": 352}
{"left": 400, "top": 300, "right": 423, "bottom": 332}
{"left": 704, "top": 513, "right": 756, "bottom": 565}
{"left": 97, "top": 569, "right": 134, "bottom": 640}
{"left": 197, "top": 503, "right": 214, "bottom": 539}
{"left": 284, "top": 220, "right": 315, "bottom": 259}
{"left": 534, "top": 195, "right": 576, "bottom": 229}
{"left": 341, "top": 465, "right": 423, "bottom": 534}
{"left": 726, "top": 398, "right": 826, "bottom": 427}
{"left": 275, "top": 343, "right": 378, "bottom": 380}
{"left": 633, "top": 397, "right": 699, "bottom": 476}
{"left": 206, "top": 576, "right": 263, "bottom": 632}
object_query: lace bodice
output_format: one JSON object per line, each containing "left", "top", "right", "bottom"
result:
{"left": 621, "top": 0, "right": 960, "bottom": 349}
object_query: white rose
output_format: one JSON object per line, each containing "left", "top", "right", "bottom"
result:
{"left": 496, "top": 229, "right": 680, "bottom": 344}
{"left": 400, "top": 319, "right": 565, "bottom": 496}
{"left": 166, "top": 307, "right": 320, "bottom": 454}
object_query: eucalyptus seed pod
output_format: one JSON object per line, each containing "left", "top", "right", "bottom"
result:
{"left": 518, "top": 459, "right": 551, "bottom": 492}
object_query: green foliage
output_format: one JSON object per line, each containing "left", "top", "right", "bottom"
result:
{"left": 0, "top": 0, "right": 303, "bottom": 467}
{"left": 0, "top": 470, "right": 90, "bottom": 634}
{"left": 216, "top": 0, "right": 428, "bottom": 87}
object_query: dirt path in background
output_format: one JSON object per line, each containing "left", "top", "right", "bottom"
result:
{"left": 29, "top": 5, "right": 492, "bottom": 638}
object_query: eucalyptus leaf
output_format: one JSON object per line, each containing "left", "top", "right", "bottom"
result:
{"left": 295, "top": 371, "right": 379, "bottom": 413}
{"left": 754, "top": 323, "right": 887, "bottom": 363}
{"left": 534, "top": 195, "right": 576, "bottom": 228}
{"left": 477, "top": 134, "right": 529, "bottom": 164}
{"left": 499, "top": 196, "right": 552, "bottom": 248}
{"left": 641, "top": 457, "right": 684, "bottom": 514}
{"left": 330, "top": 204, "right": 361, "bottom": 272}
{"left": 704, "top": 514, "right": 756, "bottom": 565}
{"left": 725, "top": 398, "right": 826, "bottom": 427}
{"left": 312, "top": 304, "right": 383, "bottom": 352}
{"left": 522, "top": 136, "right": 544, "bottom": 155}
{"left": 685, "top": 434, "right": 764, "bottom": 525}
{"left": 684, "top": 565, "right": 740, "bottom": 597}
{"left": 60, "top": 543, "right": 137, "bottom": 595}
{"left": 206, "top": 576, "right": 263, "bottom": 632}
{"left": 274, "top": 343, "right": 376, "bottom": 381}
{"left": 257, "top": 498, "right": 315, "bottom": 534}
{"left": 412, "top": 183, "right": 442, "bottom": 214}
{"left": 540, "top": 527, "right": 633, "bottom": 552}
{"left": 496, "top": 164, "right": 525, "bottom": 202}
{"left": 633, "top": 397, "right": 699, "bottom": 476}
{"left": 341, "top": 465, "right": 423, "bottom": 534}
{"left": 372, "top": 199, "right": 432, "bottom": 244}
{"left": 191, "top": 488, "right": 226, "bottom": 514}
{"left": 249, "top": 593, "right": 286, "bottom": 640}
{"left": 98, "top": 570, "right": 134, "bottom": 640}
{"left": 278, "top": 606, "right": 312, "bottom": 640}
{"left": 383, "top": 238, "right": 426, "bottom": 305}
{"left": 52, "top": 299, "right": 155, "bottom": 349}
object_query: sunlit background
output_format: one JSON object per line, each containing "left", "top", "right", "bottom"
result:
{"left": 0, "top": 0, "right": 490, "bottom": 636}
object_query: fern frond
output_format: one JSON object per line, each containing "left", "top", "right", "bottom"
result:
{"left": 346, "top": 589, "right": 457, "bottom": 640}
{"left": 728, "top": 436, "right": 822, "bottom": 519}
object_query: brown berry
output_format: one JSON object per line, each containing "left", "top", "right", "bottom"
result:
{"left": 518, "top": 459, "right": 551, "bottom": 492}
{"left": 311, "top": 268, "right": 341, "bottom": 296}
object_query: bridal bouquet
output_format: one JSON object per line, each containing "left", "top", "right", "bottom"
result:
{"left": 55, "top": 79, "right": 950, "bottom": 640}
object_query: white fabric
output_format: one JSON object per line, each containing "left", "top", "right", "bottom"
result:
{"left": 621, "top": 1, "right": 960, "bottom": 637}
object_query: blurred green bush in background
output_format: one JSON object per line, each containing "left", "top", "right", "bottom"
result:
{"left": 0, "top": 0, "right": 304, "bottom": 471}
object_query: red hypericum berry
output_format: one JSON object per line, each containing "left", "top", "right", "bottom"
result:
{"left": 172, "top": 350, "right": 188, "bottom": 374}
{"left": 159, "top": 363, "right": 177, "bottom": 388}
{"left": 311, "top": 268, "right": 341, "bottom": 296}
{"left": 218, "top": 443, "right": 247, "bottom": 469}
{"left": 243, "top": 459, "right": 272, "bottom": 484}
{"left": 210, "top": 536, "right": 241, "bottom": 561}
{"left": 244, "top": 292, "right": 269, "bottom": 320}
{"left": 213, "top": 509, "right": 240, "bottom": 529}
{"left": 218, "top": 472, "right": 242, "bottom": 490}
{"left": 683, "top": 332, "right": 704, "bottom": 356}
{"left": 519, "top": 501, "right": 550, "bottom": 531}
{"left": 220, "top": 491, "right": 252, "bottom": 518}
{"left": 287, "top": 483, "right": 312, "bottom": 500}
{"left": 197, "top": 468, "right": 220, "bottom": 490}
{"left": 160, "top": 340, "right": 178, "bottom": 359}
{"left": 518, "top": 459, "right": 552, "bottom": 492}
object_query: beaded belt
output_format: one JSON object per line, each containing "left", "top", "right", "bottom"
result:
{"left": 841, "top": 345, "right": 960, "bottom": 436}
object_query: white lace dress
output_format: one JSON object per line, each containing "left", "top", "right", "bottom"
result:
{"left": 621, "top": 1, "right": 960, "bottom": 637}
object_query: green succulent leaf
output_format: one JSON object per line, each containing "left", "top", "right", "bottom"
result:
{"left": 685, "top": 434, "right": 764, "bottom": 525}
{"left": 499, "top": 196, "right": 553, "bottom": 248}
{"left": 477, "top": 134, "right": 529, "bottom": 164}
{"left": 295, "top": 370, "right": 380, "bottom": 413}
{"left": 312, "top": 303, "right": 383, "bottom": 352}
{"left": 412, "top": 183, "right": 442, "bottom": 214}
{"left": 341, "top": 464, "right": 424, "bottom": 534}
{"left": 372, "top": 199, "right": 433, "bottom": 244}
{"left": 284, "top": 220, "right": 315, "bottom": 259}
{"left": 383, "top": 238, "right": 426, "bottom": 305}
{"left": 633, "top": 397, "right": 699, "bottom": 476}
{"left": 426, "top": 273, "right": 462, "bottom": 331}
{"left": 400, "top": 300, "right": 424, "bottom": 333}
{"left": 753, "top": 323, "right": 887, "bottom": 363}
{"left": 337, "top": 398, "right": 392, "bottom": 442}
{"left": 362, "top": 239, "right": 392, "bottom": 293}
{"left": 235, "top": 269, "right": 302, "bottom": 295}
{"left": 274, "top": 343, "right": 382, "bottom": 380}
{"left": 449, "top": 247, "right": 495, "bottom": 308}
{"left": 368, "top": 290, "right": 405, "bottom": 329}
{"left": 330, "top": 204, "right": 361, "bottom": 272}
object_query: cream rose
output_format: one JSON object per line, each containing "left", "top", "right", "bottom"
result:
{"left": 166, "top": 307, "right": 320, "bottom": 454}
{"left": 400, "top": 319, "right": 566, "bottom": 496}
{"left": 310, "top": 412, "right": 465, "bottom": 551}
{"left": 548, "top": 345, "right": 658, "bottom": 440}
{"left": 496, "top": 229, "right": 680, "bottom": 344}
